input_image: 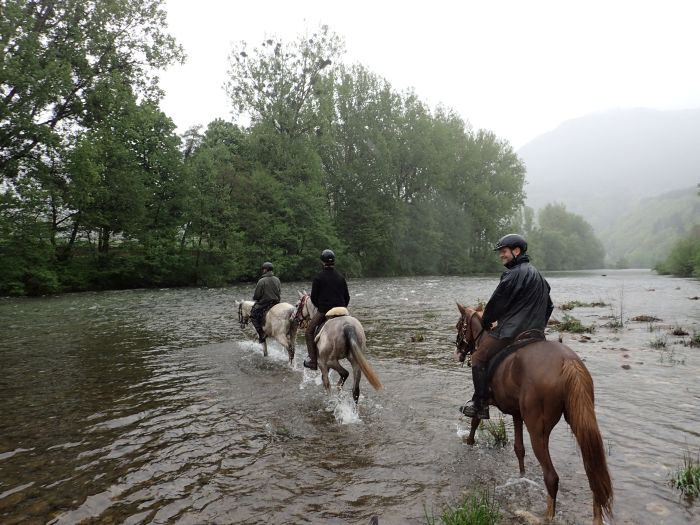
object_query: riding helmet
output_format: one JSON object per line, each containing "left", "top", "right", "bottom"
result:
{"left": 261, "top": 261, "right": 274, "bottom": 271}
{"left": 493, "top": 234, "right": 527, "bottom": 253}
{"left": 320, "top": 249, "right": 336, "bottom": 264}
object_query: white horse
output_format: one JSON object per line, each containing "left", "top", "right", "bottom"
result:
{"left": 292, "top": 292, "right": 382, "bottom": 403}
{"left": 236, "top": 300, "right": 298, "bottom": 363}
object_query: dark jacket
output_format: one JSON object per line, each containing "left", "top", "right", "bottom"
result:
{"left": 253, "top": 272, "right": 281, "bottom": 307}
{"left": 481, "top": 254, "right": 554, "bottom": 339}
{"left": 311, "top": 266, "right": 350, "bottom": 314}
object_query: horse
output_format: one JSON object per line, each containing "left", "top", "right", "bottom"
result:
{"left": 235, "top": 300, "right": 298, "bottom": 364}
{"left": 293, "top": 292, "right": 383, "bottom": 403}
{"left": 454, "top": 303, "right": 613, "bottom": 525}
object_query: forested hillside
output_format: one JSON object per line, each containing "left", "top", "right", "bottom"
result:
{"left": 519, "top": 108, "right": 700, "bottom": 233}
{"left": 600, "top": 187, "right": 700, "bottom": 268}
{"left": 1, "top": 5, "right": 536, "bottom": 296}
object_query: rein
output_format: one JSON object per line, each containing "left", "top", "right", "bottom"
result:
{"left": 292, "top": 294, "right": 310, "bottom": 328}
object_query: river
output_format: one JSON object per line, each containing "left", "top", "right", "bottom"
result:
{"left": 1, "top": 270, "right": 698, "bottom": 524}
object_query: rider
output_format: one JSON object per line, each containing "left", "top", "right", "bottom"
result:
{"left": 251, "top": 261, "right": 281, "bottom": 343}
{"left": 459, "top": 234, "right": 553, "bottom": 419}
{"left": 303, "top": 249, "right": 350, "bottom": 370}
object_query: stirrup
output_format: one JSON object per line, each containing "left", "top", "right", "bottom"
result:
{"left": 459, "top": 402, "right": 490, "bottom": 419}
{"left": 303, "top": 359, "right": 317, "bottom": 370}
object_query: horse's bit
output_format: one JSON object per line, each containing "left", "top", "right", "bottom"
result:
{"left": 456, "top": 311, "right": 484, "bottom": 368}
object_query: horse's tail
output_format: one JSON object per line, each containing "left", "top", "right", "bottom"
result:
{"left": 562, "top": 359, "right": 613, "bottom": 520}
{"left": 344, "top": 324, "right": 383, "bottom": 391}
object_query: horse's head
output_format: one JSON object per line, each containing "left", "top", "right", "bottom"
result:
{"left": 455, "top": 303, "right": 485, "bottom": 364}
{"left": 292, "top": 291, "right": 312, "bottom": 328}
{"left": 237, "top": 300, "right": 253, "bottom": 328}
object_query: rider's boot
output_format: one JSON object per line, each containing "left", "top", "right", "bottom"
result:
{"left": 459, "top": 365, "right": 490, "bottom": 419}
{"left": 303, "top": 343, "right": 318, "bottom": 370}
{"left": 255, "top": 326, "right": 266, "bottom": 344}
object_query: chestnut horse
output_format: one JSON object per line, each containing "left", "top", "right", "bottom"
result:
{"left": 455, "top": 303, "right": 612, "bottom": 525}
{"left": 293, "top": 292, "right": 382, "bottom": 403}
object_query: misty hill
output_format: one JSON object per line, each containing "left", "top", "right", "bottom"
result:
{"left": 519, "top": 108, "right": 700, "bottom": 232}
{"left": 599, "top": 187, "right": 700, "bottom": 268}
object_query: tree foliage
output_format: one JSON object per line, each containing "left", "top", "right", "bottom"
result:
{"left": 525, "top": 203, "right": 605, "bottom": 270}
{"left": 1, "top": 0, "right": 184, "bottom": 179}
{"left": 1, "top": 19, "right": 607, "bottom": 296}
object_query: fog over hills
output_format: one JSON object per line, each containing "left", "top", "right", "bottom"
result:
{"left": 518, "top": 108, "right": 700, "bottom": 265}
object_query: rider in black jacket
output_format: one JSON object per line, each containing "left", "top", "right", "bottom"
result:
{"left": 303, "top": 249, "right": 350, "bottom": 370}
{"left": 459, "top": 234, "right": 553, "bottom": 419}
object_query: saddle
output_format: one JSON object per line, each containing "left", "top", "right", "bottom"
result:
{"left": 313, "top": 307, "right": 350, "bottom": 341}
{"left": 486, "top": 329, "right": 546, "bottom": 384}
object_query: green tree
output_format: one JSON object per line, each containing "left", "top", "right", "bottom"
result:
{"left": 655, "top": 219, "right": 700, "bottom": 277}
{"left": 529, "top": 203, "right": 605, "bottom": 270}
{"left": 225, "top": 25, "right": 343, "bottom": 138}
{"left": 0, "top": 0, "right": 184, "bottom": 179}
{"left": 223, "top": 28, "right": 343, "bottom": 279}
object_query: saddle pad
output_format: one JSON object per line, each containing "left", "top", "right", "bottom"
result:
{"left": 325, "top": 306, "right": 349, "bottom": 317}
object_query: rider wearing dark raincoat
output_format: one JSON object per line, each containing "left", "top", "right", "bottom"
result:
{"left": 460, "top": 234, "right": 553, "bottom": 420}
{"left": 251, "top": 262, "right": 281, "bottom": 343}
{"left": 303, "top": 249, "right": 350, "bottom": 370}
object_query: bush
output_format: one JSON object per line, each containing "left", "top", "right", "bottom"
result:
{"left": 425, "top": 490, "right": 501, "bottom": 525}
{"left": 670, "top": 450, "right": 700, "bottom": 497}
{"left": 558, "top": 314, "right": 595, "bottom": 333}
{"left": 654, "top": 236, "right": 700, "bottom": 277}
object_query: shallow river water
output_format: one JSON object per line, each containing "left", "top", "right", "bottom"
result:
{"left": 1, "top": 270, "right": 698, "bottom": 525}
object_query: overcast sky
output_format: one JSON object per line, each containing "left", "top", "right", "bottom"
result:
{"left": 160, "top": 0, "right": 700, "bottom": 149}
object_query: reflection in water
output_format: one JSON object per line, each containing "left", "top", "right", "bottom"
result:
{"left": 0, "top": 270, "right": 698, "bottom": 524}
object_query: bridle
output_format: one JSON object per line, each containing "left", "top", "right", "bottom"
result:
{"left": 292, "top": 294, "right": 310, "bottom": 328}
{"left": 455, "top": 309, "right": 485, "bottom": 366}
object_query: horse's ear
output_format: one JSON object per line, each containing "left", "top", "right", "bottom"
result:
{"left": 457, "top": 303, "right": 467, "bottom": 315}
{"left": 475, "top": 304, "right": 484, "bottom": 312}
{"left": 298, "top": 290, "right": 303, "bottom": 298}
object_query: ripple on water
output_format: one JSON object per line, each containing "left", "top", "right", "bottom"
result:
{"left": 1, "top": 271, "right": 699, "bottom": 524}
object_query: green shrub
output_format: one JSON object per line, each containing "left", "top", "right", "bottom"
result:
{"left": 558, "top": 314, "right": 595, "bottom": 333}
{"left": 425, "top": 490, "right": 501, "bottom": 525}
{"left": 481, "top": 417, "right": 508, "bottom": 448}
{"left": 561, "top": 300, "right": 608, "bottom": 310}
{"left": 670, "top": 450, "right": 700, "bottom": 497}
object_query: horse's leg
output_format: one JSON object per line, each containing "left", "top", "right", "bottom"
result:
{"left": 319, "top": 363, "right": 332, "bottom": 395}
{"left": 287, "top": 325, "right": 296, "bottom": 363}
{"left": 332, "top": 361, "right": 350, "bottom": 389}
{"left": 276, "top": 330, "right": 293, "bottom": 364}
{"left": 262, "top": 338, "right": 268, "bottom": 357}
{"left": 513, "top": 415, "right": 526, "bottom": 475}
{"left": 465, "top": 416, "right": 479, "bottom": 445}
{"left": 525, "top": 417, "right": 559, "bottom": 522}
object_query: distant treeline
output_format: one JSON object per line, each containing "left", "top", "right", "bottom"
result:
{"left": 655, "top": 194, "right": 700, "bottom": 278}
{"left": 0, "top": 2, "right": 604, "bottom": 296}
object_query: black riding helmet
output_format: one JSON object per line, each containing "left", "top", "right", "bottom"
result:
{"left": 320, "top": 249, "right": 335, "bottom": 264}
{"left": 494, "top": 234, "right": 527, "bottom": 253}
{"left": 261, "top": 261, "right": 273, "bottom": 271}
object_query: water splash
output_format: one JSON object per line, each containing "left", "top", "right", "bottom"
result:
{"left": 327, "top": 391, "right": 362, "bottom": 425}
